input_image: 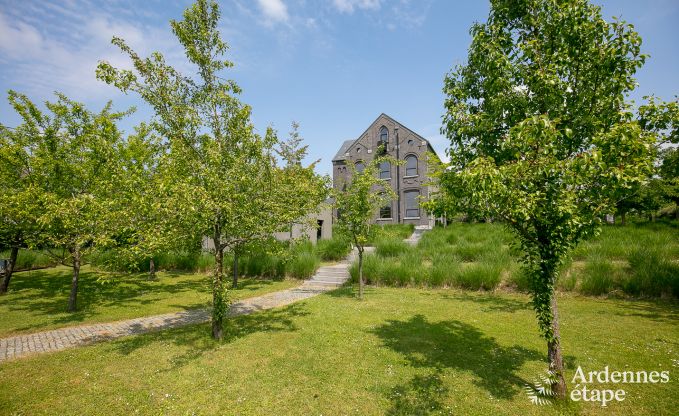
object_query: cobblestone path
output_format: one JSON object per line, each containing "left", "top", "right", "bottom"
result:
{"left": 0, "top": 261, "right": 351, "bottom": 362}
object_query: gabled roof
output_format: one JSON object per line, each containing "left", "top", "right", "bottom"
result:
{"left": 332, "top": 139, "right": 355, "bottom": 162}
{"left": 332, "top": 113, "right": 440, "bottom": 163}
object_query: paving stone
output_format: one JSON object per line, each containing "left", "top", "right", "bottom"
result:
{"left": 0, "top": 253, "right": 352, "bottom": 363}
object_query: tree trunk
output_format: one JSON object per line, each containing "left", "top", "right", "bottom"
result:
{"left": 211, "top": 229, "right": 225, "bottom": 340}
{"left": 232, "top": 251, "right": 239, "bottom": 288}
{"left": 358, "top": 249, "right": 364, "bottom": 299}
{"left": 67, "top": 247, "right": 81, "bottom": 312}
{"left": 0, "top": 246, "right": 19, "bottom": 294}
{"left": 547, "top": 295, "right": 567, "bottom": 399}
{"left": 620, "top": 211, "right": 626, "bottom": 226}
{"left": 149, "top": 258, "right": 156, "bottom": 280}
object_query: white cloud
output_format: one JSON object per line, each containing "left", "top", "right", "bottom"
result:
{"left": 0, "top": 3, "right": 188, "bottom": 102}
{"left": 257, "top": 0, "right": 289, "bottom": 24}
{"left": 0, "top": 13, "right": 44, "bottom": 60}
{"left": 332, "top": 0, "right": 382, "bottom": 14}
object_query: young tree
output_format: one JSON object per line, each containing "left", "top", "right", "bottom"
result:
{"left": 0, "top": 114, "right": 42, "bottom": 293}
{"left": 439, "top": 0, "right": 657, "bottom": 397}
{"left": 2, "top": 91, "right": 128, "bottom": 311}
{"left": 334, "top": 157, "right": 395, "bottom": 299}
{"left": 97, "top": 0, "right": 326, "bottom": 339}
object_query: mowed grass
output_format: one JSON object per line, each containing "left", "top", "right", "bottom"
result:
{"left": 0, "top": 265, "right": 299, "bottom": 338}
{"left": 0, "top": 287, "right": 676, "bottom": 415}
{"left": 351, "top": 221, "right": 679, "bottom": 298}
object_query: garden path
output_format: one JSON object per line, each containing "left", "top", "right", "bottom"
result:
{"left": 0, "top": 256, "right": 353, "bottom": 362}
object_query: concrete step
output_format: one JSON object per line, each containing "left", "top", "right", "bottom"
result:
{"left": 314, "top": 272, "right": 348, "bottom": 278}
{"left": 301, "top": 281, "right": 343, "bottom": 288}
{"left": 310, "top": 276, "right": 347, "bottom": 281}
{"left": 309, "top": 280, "right": 344, "bottom": 286}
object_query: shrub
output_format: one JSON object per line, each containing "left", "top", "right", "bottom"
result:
{"left": 287, "top": 251, "right": 320, "bottom": 279}
{"left": 455, "top": 263, "right": 501, "bottom": 290}
{"left": 367, "top": 224, "right": 414, "bottom": 244}
{"left": 349, "top": 254, "right": 381, "bottom": 284}
{"left": 579, "top": 259, "right": 615, "bottom": 296}
{"left": 375, "top": 237, "right": 409, "bottom": 258}
{"left": 430, "top": 254, "right": 461, "bottom": 287}
{"left": 316, "top": 236, "right": 351, "bottom": 261}
{"left": 239, "top": 251, "right": 285, "bottom": 278}
{"left": 452, "top": 243, "right": 486, "bottom": 262}
{"left": 625, "top": 248, "right": 679, "bottom": 297}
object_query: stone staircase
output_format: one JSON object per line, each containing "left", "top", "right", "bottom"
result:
{"left": 404, "top": 225, "right": 431, "bottom": 246}
{"left": 297, "top": 261, "right": 352, "bottom": 292}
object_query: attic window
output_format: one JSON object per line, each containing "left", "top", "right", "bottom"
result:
{"left": 356, "top": 147, "right": 361, "bottom": 153}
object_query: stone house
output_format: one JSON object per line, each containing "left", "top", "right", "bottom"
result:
{"left": 332, "top": 114, "right": 440, "bottom": 227}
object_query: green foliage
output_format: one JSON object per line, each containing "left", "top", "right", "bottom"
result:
{"left": 626, "top": 248, "right": 679, "bottom": 297}
{"left": 334, "top": 154, "right": 398, "bottom": 297}
{"left": 368, "top": 224, "right": 415, "bottom": 244}
{"left": 96, "top": 0, "right": 327, "bottom": 337}
{"left": 375, "top": 237, "right": 409, "bottom": 258}
{"left": 0, "top": 90, "right": 132, "bottom": 307}
{"left": 456, "top": 264, "right": 502, "bottom": 291}
{"left": 315, "top": 235, "right": 351, "bottom": 261}
{"left": 439, "top": 0, "right": 660, "bottom": 354}
{"left": 579, "top": 259, "right": 616, "bottom": 296}
{"left": 351, "top": 222, "right": 679, "bottom": 298}
{"left": 334, "top": 157, "right": 397, "bottom": 250}
{"left": 0, "top": 250, "right": 56, "bottom": 271}
{"left": 287, "top": 251, "right": 321, "bottom": 279}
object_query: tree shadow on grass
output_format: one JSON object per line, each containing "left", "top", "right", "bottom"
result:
{"left": 386, "top": 373, "right": 450, "bottom": 416}
{"left": 372, "top": 314, "right": 543, "bottom": 414}
{"left": 6, "top": 267, "right": 285, "bottom": 333}
{"left": 438, "top": 292, "right": 531, "bottom": 313}
{"left": 109, "top": 302, "right": 310, "bottom": 370}
{"left": 609, "top": 299, "right": 679, "bottom": 324}
{"left": 324, "top": 285, "right": 379, "bottom": 299}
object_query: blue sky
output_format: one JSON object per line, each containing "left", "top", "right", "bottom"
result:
{"left": 1, "top": 0, "right": 678, "bottom": 175}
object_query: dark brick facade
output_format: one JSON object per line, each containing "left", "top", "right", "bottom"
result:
{"left": 332, "top": 114, "right": 439, "bottom": 226}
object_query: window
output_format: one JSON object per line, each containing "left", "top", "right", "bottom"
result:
{"left": 379, "top": 203, "right": 392, "bottom": 219}
{"left": 355, "top": 161, "right": 365, "bottom": 173}
{"left": 405, "top": 155, "right": 418, "bottom": 177}
{"left": 379, "top": 161, "right": 391, "bottom": 179}
{"left": 404, "top": 190, "right": 420, "bottom": 218}
{"left": 379, "top": 126, "right": 388, "bottom": 145}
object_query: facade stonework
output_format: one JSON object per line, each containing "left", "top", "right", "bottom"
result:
{"left": 332, "top": 114, "right": 439, "bottom": 227}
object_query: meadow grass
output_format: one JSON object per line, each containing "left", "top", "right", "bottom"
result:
{"left": 315, "top": 235, "right": 351, "bottom": 261}
{"left": 0, "top": 287, "right": 675, "bottom": 415}
{"left": 0, "top": 249, "right": 57, "bottom": 271}
{"left": 351, "top": 221, "right": 679, "bottom": 298}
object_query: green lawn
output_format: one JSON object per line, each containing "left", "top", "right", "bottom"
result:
{"left": 1, "top": 287, "right": 676, "bottom": 415}
{"left": 0, "top": 265, "right": 299, "bottom": 338}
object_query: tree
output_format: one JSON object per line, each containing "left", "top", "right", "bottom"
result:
{"left": 1, "top": 91, "right": 128, "bottom": 310}
{"left": 334, "top": 156, "right": 395, "bottom": 299}
{"left": 0, "top": 109, "right": 43, "bottom": 293}
{"left": 97, "top": 0, "right": 326, "bottom": 339}
{"left": 273, "top": 121, "right": 329, "bottom": 242}
{"left": 439, "top": 0, "right": 657, "bottom": 397}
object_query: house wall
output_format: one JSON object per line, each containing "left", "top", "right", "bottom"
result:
{"left": 332, "top": 114, "right": 437, "bottom": 227}
{"left": 202, "top": 205, "right": 333, "bottom": 251}
{"left": 273, "top": 204, "right": 333, "bottom": 244}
